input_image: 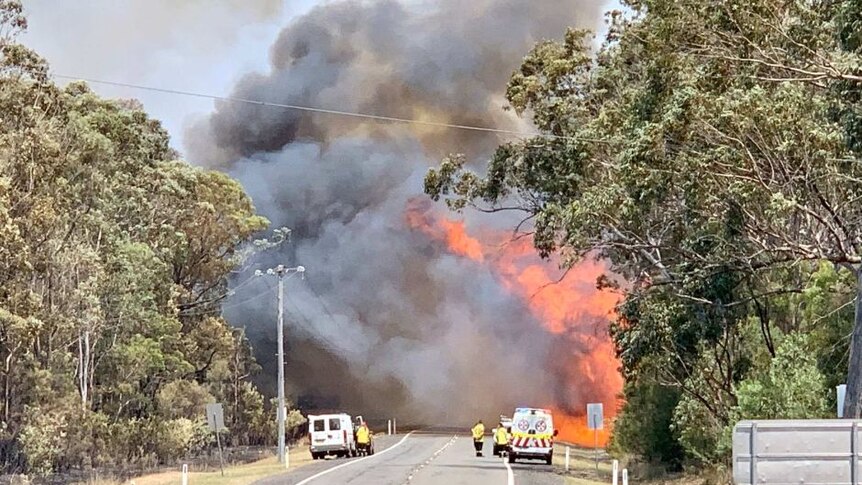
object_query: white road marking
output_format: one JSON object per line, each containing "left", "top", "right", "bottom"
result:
{"left": 400, "top": 435, "right": 457, "bottom": 485}
{"left": 296, "top": 432, "right": 414, "bottom": 485}
{"left": 504, "top": 457, "right": 515, "bottom": 485}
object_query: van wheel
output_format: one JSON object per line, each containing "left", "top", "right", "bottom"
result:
{"left": 508, "top": 454, "right": 516, "bottom": 464}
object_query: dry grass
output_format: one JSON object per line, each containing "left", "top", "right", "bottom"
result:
{"left": 554, "top": 446, "right": 711, "bottom": 485}
{"left": 71, "top": 446, "right": 314, "bottom": 485}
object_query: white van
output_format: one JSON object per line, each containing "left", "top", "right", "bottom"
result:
{"left": 308, "top": 413, "right": 357, "bottom": 459}
{"left": 508, "top": 407, "right": 558, "bottom": 464}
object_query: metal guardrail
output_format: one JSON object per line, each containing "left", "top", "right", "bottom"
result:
{"left": 734, "top": 420, "right": 862, "bottom": 484}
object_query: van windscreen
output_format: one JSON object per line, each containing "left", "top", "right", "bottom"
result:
{"left": 313, "top": 419, "right": 325, "bottom": 432}
{"left": 329, "top": 418, "right": 341, "bottom": 431}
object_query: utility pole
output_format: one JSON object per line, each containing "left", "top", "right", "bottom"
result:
{"left": 257, "top": 264, "right": 305, "bottom": 464}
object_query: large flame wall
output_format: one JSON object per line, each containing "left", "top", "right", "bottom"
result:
{"left": 406, "top": 199, "right": 623, "bottom": 446}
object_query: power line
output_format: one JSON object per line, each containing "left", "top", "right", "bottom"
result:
{"left": 304, "top": 277, "right": 341, "bottom": 326}
{"left": 51, "top": 74, "right": 596, "bottom": 142}
{"left": 179, "top": 271, "right": 301, "bottom": 317}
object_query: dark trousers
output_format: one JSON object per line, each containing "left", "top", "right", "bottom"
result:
{"left": 473, "top": 440, "right": 483, "bottom": 452}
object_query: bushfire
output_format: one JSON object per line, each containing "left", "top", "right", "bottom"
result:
{"left": 406, "top": 198, "right": 623, "bottom": 446}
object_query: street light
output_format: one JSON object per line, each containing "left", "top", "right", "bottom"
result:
{"left": 258, "top": 264, "right": 305, "bottom": 463}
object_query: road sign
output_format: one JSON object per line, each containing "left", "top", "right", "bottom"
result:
{"left": 587, "top": 403, "right": 603, "bottom": 430}
{"left": 206, "top": 403, "right": 225, "bottom": 431}
{"left": 205, "top": 403, "right": 226, "bottom": 476}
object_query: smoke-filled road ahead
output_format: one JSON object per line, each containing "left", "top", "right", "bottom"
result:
{"left": 254, "top": 434, "right": 565, "bottom": 485}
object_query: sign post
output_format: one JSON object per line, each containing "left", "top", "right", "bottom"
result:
{"left": 586, "top": 403, "right": 604, "bottom": 472}
{"left": 206, "top": 403, "right": 226, "bottom": 476}
{"left": 838, "top": 384, "right": 847, "bottom": 418}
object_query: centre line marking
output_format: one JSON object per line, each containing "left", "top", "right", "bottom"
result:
{"left": 296, "top": 432, "right": 414, "bottom": 485}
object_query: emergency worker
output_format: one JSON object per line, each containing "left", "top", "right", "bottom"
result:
{"left": 356, "top": 421, "right": 371, "bottom": 456}
{"left": 494, "top": 422, "right": 509, "bottom": 456}
{"left": 471, "top": 420, "right": 485, "bottom": 457}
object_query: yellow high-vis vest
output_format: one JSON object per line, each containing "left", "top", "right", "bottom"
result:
{"left": 357, "top": 425, "right": 370, "bottom": 444}
{"left": 471, "top": 423, "right": 485, "bottom": 440}
{"left": 494, "top": 426, "right": 508, "bottom": 445}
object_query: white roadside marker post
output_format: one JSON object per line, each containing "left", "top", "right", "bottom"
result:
{"left": 181, "top": 464, "right": 188, "bottom": 485}
{"left": 612, "top": 459, "right": 619, "bottom": 485}
{"left": 388, "top": 419, "right": 392, "bottom": 435}
{"left": 565, "top": 446, "right": 570, "bottom": 471}
{"left": 622, "top": 468, "right": 629, "bottom": 485}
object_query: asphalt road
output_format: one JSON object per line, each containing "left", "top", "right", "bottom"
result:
{"left": 254, "top": 434, "right": 566, "bottom": 485}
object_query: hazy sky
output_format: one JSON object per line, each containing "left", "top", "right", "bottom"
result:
{"left": 22, "top": 0, "right": 621, "bottom": 154}
{"left": 22, "top": 0, "right": 318, "bottom": 149}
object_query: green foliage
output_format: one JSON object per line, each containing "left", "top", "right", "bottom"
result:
{"left": 0, "top": 4, "right": 285, "bottom": 475}
{"left": 427, "top": 0, "right": 862, "bottom": 468}
{"left": 611, "top": 381, "right": 684, "bottom": 469}
{"left": 153, "top": 418, "right": 213, "bottom": 463}
{"left": 18, "top": 409, "right": 67, "bottom": 475}
{"left": 157, "top": 380, "right": 215, "bottom": 420}
{"left": 733, "top": 334, "right": 829, "bottom": 421}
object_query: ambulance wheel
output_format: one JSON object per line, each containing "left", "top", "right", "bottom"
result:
{"left": 508, "top": 453, "right": 516, "bottom": 463}
{"left": 545, "top": 453, "right": 553, "bottom": 465}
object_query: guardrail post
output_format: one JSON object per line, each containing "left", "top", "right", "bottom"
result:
{"left": 750, "top": 422, "right": 758, "bottom": 485}
{"left": 565, "top": 446, "right": 570, "bottom": 471}
{"left": 181, "top": 463, "right": 188, "bottom": 485}
{"left": 613, "top": 459, "right": 619, "bottom": 485}
{"left": 622, "top": 468, "right": 628, "bottom": 485}
{"left": 852, "top": 421, "right": 858, "bottom": 485}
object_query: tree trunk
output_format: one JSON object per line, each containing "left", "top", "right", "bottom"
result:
{"left": 844, "top": 267, "right": 862, "bottom": 418}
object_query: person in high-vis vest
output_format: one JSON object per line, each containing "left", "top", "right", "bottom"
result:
{"left": 356, "top": 422, "right": 371, "bottom": 456}
{"left": 493, "top": 422, "right": 509, "bottom": 456}
{"left": 471, "top": 420, "right": 485, "bottom": 457}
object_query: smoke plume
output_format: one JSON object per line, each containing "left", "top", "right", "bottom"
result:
{"left": 189, "top": 0, "right": 618, "bottom": 428}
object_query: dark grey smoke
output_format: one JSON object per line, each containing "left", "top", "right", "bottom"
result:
{"left": 191, "top": 0, "right": 609, "bottom": 424}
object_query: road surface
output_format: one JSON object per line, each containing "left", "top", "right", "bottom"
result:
{"left": 254, "top": 434, "right": 565, "bottom": 485}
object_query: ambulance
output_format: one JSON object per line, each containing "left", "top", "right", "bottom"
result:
{"left": 508, "top": 407, "right": 558, "bottom": 464}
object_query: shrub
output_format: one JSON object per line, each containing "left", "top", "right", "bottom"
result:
{"left": 18, "top": 409, "right": 67, "bottom": 475}
{"left": 156, "top": 380, "right": 215, "bottom": 420}
{"left": 611, "top": 380, "right": 684, "bottom": 469}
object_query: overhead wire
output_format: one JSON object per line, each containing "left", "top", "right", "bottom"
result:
{"left": 304, "top": 276, "right": 342, "bottom": 327}
{"left": 179, "top": 271, "right": 299, "bottom": 317}
{"left": 50, "top": 74, "right": 602, "bottom": 143}
{"left": 283, "top": 292, "right": 341, "bottom": 352}
{"left": 177, "top": 270, "right": 266, "bottom": 316}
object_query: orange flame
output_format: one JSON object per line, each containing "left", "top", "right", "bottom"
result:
{"left": 405, "top": 199, "right": 623, "bottom": 447}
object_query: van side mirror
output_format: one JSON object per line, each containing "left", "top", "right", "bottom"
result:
{"left": 554, "top": 429, "right": 559, "bottom": 437}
